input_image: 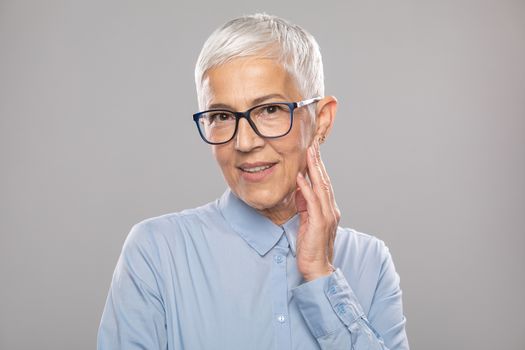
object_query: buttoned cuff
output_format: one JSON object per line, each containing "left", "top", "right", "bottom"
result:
{"left": 292, "top": 268, "right": 365, "bottom": 338}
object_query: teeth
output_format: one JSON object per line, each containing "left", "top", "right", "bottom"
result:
{"left": 242, "top": 165, "right": 272, "bottom": 173}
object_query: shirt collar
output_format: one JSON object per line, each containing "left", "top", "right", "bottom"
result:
{"left": 218, "top": 188, "right": 298, "bottom": 257}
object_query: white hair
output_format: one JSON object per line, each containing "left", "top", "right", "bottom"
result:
{"left": 194, "top": 13, "right": 325, "bottom": 109}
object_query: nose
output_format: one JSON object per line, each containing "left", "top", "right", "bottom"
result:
{"left": 234, "top": 118, "right": 265, "bottom": 152}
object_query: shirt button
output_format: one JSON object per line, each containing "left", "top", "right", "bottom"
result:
{"left": 277, "top": 315, "right": 286, "bottom": 323}
{"left": 335, "top": 303, "right": 347, "bottom": 315}
{"left": 274, "top": 255, "right": 284, "bottom": 264}
{"left": 328, "top": 285, "right": 338, "bottom": 296}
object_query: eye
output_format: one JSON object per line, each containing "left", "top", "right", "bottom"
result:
{"left": 252, "top": 104, "right": 290, "bottom": 121}
{"left": 265, "top": 105, "right": 278, "bottom": 113}
{"left": 216, "top": 113, "right": 231, "bottom": 121}
{"left": 264, "top": 105, "right": 282, "bottom": 114}
{"left": 255, "top": 104, "right": 288, "bottom": 117}
{"left": 206, "top": 112, "right": 235, "bottom": 124}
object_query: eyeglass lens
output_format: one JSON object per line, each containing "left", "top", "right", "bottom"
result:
{"left": 198, "top": 103, "right": 292, "bottom": 144}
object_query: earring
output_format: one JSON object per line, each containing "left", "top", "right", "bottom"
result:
{"left": 319, "top": 135, "right": 326, "bottom": 144}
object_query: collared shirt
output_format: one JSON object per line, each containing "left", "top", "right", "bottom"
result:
{"left": 98, "top": 188, "right": 409, "bottom": 349}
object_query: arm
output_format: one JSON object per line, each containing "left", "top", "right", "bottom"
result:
{"left": 97, "top": 223, "right": 167, "bottom": 350}
{"left": 292, "top": 243, "right": 409, "bottom": 349}
{"left": 294, "top": 136, "right": 408, "bottom": 349}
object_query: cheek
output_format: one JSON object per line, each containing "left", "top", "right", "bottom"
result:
{"left": 290, "top": 116, "right": 314, "bottom": 161}
{"left": 284, "top": 111, "right": 315, "bottom": 156}
{"left": 213, "top": 146, "right": 234, "bottom": 171}
{"left": 298, "top": 115, "right": 315, "bottom": 148}
{"left": 276, "top": 147, "right": 306, "bottom": 193}
{"left": 278, "top": 121, "right": 312, "bottom": 176}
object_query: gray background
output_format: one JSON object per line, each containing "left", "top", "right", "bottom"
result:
{"left": 1, "top": 0, "right": 524, "bottom": 349}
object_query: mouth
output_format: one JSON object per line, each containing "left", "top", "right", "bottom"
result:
{"left": 239, "top": 164, "right": 276, "bottom": 173}
{"left": 238, "top": 161, "right": 277, "bottom": 172}
{"left": 237, "top": 162, "right": 278, "bottom": 182}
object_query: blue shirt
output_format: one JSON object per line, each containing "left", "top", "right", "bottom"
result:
{"left": 98, "top": 188, "right": 409, "bottom": 349}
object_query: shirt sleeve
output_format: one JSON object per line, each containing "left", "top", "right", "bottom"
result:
{"left": 97, "top": 223, "right": 167, "bottom": 350}
{"left": 291, "top": 241, "right": 409, "bottom": 350}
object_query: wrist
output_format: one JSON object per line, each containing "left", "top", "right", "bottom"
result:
{"left": 302, "top": 264, "right": 336, "bottom": 282}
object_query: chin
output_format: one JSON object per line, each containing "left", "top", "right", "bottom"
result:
{"left": 235, "top": 185, "right": 288, "bottom": 211}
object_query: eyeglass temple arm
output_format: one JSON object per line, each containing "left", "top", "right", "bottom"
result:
{"left": 296, "top": 96, "right": 323, "bottom": 108}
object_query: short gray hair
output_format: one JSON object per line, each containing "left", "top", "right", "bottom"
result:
{"left": 194, "top": 13, "right": 325, "bottom": 109}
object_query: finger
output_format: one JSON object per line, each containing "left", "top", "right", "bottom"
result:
{"left": 296, "top": 172, "right": 323, "bottom": 221}
{"left": 314, "top": 140, "right": 335, "bottom": 200}
{"left": 294, "top": 186, "right": 307, "bottom": 213}
{"left": 306, "top": 140, "right": 333, "bottom": 213}
{"left": 309, "top": 140, "right": 341, "bottom": 224}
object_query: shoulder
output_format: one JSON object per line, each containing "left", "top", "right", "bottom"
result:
{"left": 122, "top": 199, "right": 220, "bottom": 255}
{"left": 334, "top": 226, "right": 391, "bottom": 265}
{"left": 334, "top": 227, "right": 401, "bottom": 313}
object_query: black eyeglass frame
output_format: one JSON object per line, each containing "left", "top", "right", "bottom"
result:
{"left": 192, "top": 97, "right": 322, "bottom": 145}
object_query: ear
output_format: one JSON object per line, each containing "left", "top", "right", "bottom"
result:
{"left": 314, "top": 96, "right": 337, "bottom": 143}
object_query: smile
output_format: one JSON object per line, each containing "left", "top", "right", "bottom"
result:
{"left": 241, "top": 164, "right": 274, "bottom": 173}
{"left": 238, "top": 162, "right": 277, "bottom": 182}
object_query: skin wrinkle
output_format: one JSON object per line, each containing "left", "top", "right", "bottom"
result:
{"left": 196, "top": 43, "right": 313, "bottom": 110}
{"left": 201, "top": 54, "right": 339, "bottom": 281}
{"left": 202, "top": 57, "right": 317, "bottom": 225}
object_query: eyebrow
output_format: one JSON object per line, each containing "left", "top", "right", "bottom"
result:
{"left": 208, "top": 93, "right": 289, "bottom": 110}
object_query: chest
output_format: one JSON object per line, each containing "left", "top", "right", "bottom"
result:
{"left": 157, "top": 236, "right": 319, "bottom": 350}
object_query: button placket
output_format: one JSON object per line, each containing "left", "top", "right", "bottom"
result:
{"left": 274, "top": 254, "right": 284, "bottom": 264}
{"left": 270, "top": 233, "right": 292, "bottom": 349}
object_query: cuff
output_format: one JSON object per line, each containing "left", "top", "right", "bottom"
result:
{"left": 292, "top": 268, "right": 365, "bottom": 338}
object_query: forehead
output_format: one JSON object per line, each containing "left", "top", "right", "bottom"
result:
{"left": 201, "top": 57, "right": 302, "bottom": 109}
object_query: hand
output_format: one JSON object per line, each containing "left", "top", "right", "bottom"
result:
{"left": 295, "top": 138, "right": 341, "bottom": 282}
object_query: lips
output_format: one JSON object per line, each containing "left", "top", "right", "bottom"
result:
{"left": 238, "top": 162, "right": 277, "bottom": 173}
{"left": 237, "top": 161, "right": 277, "bottom": 182}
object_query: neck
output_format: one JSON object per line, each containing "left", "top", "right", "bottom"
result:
{"left": 257, "top": 189, "right": 297, "bottom": 226}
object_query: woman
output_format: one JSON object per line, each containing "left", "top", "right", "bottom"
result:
{"left": 98, "top": 13, "right": 409, "bottom": 350}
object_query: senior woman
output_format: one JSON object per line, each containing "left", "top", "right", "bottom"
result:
{"left": 98, "top": 13, "right": 409, "bottom": 350}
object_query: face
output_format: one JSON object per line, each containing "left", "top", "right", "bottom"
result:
{"left": 200, "top": 57, "right": 317, "bottom": 222}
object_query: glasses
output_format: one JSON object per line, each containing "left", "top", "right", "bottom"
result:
{"left": 192, "top": 97, "right": 321, "bottom": 145}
